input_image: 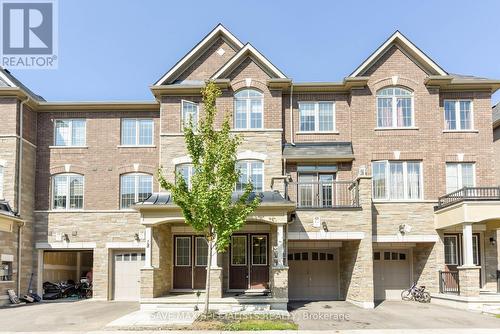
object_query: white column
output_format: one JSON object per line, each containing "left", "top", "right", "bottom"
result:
{"left": 462, "top": 223, "right": 474, "bottom": 266}
{"left": 210, "top": 234, "right": 219, "bottom": 269}
{"left": 276, "top": 224, "right": 284, "bottom": 267}
{"left": 144, "top": 226, "right": 153, "bottom": 268}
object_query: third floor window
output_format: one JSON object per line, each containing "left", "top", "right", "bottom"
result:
{"left": 181, "top": 100, "right": 199, "bottom": 129}
{"left": 444, "top": 100, "right": 473, "bottom": 131}
{"left": 376, "top": 87, "right": 414, "bottom": 128}
{"left": 121, "top": 119, "right": 154, "bottom": 146}
{"left": 298, "top": 101, "right": 335, "bottom": 132}
{"left": 234, "top": 89, "right": 263, "bottom": 130}
{"left": 54, "top": 119, "right": 86, "bottom": 146}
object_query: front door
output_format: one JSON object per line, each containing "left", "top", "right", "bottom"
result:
{"left": 173, "top": 236, "right": 192, "bottom": 289}
{"left": 250, "top": 235, "right": 269, "bottom": 289}
{"left": 230, "top": 235, "right": 248, "bottom": 289}
{"left": 229, "top": 234, "right": 269, "bottom": 290}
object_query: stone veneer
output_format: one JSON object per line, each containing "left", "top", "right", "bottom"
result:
{"left": 458, "top": 266, "right": 481, "bottom": 297}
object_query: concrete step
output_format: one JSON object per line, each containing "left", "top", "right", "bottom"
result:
{"left": 141, "top": 302, "right": 272, "bottom": 312}
{"left": 482, "top": 303, "right": 500, "bottom": 315}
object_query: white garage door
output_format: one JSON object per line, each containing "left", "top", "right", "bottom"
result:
{"left": 288, "top": 249, "right": 339, "bottom": 301}
{"left": 374, "top": 250, "right": 410, "bottom": 300}
{"left": 113, "top": 251, "right": 144, "bottom": 300}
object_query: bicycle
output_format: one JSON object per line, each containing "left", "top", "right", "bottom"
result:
{"left": 401, "top": 282, "right": 431, "bottom": 303}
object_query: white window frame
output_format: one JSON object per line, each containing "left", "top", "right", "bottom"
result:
{"left": 51, "top": 173, "right": 85, "bottom": 210}
{"left": 235, "top": 160, "right": 264, "bottom": 192}
{"left": 445, "top": 162, "right": 476, "bottom": 194}
{"left": 251, "top": 235, "right": 268, "bottom": 266}
{"left": 233, "top": 89, "right": 264, "bottom": 130}
{"left": 120, "top": 173, "right": 153, "bottom": 209}
{"left": 181, "top": 100, "right": 199, "bottom": 130}
{"left": 231, "top": 235, "right": 247, "bottom": 266}
{"left": 444, "top": 235, "right": 458, "bottom": 265}
{"left": 195, "top": 236, "right": 208, "bottom": 267}
{"left": 175, "top": 163, "right": 195, "bottom": 189}
{"left": 376, "top": 87, "right": 415, "bottom": 129}
{"left": 0, "top": 164, "right": 4, "bottom": 200}
{"left": 443, "top": 100, "right": 474, "bottom": 131}
{"left": 120, "top": 118, "right": 154, "bottom": 146}
{"left": 53, "top": 119, "right": 86, "bottom": 147}
{"left": 175, "top": 236, "right": 191, "bottom": 267}
{"left": 297, "top": 101, "right": 336, "bottom": 133}
{"left": 371, "top": 160, "right": 424, "bottom": 201}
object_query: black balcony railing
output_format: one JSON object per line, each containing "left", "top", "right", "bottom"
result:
{"left": 286, "top": 180, "right": 360, "bottom": 209}
{"left": 435, "top": 187, "right": 500, "bottom": 210}
{"left": 439, "top": 270, "right": 460, "bottom": 294}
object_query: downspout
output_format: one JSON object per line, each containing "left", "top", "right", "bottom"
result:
{"left": 289, "top": 83, "right": 295, "bottom": 146}
{"left": 17, "top": 96, "right": 29, "bottom": 294}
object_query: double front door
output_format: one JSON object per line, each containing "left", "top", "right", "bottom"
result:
{"left": 173, "top": 235, "right": 208, "bottom": 290}
{"left": 229, "top": 234, "right": 269, "bottom": 290}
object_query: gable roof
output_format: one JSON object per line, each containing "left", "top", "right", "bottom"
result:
{"left": 349, "top": 31, "right": 447, "bottom": 77}
{"left": 0, "top": 66, "right": 45, "bottom": 101}
{"left": 211, "top": 43, "right": 286, "bottom": 80}
{"left": 154, "top": 24, "right": 244, "bottom": 86}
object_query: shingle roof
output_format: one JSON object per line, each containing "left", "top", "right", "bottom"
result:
{"left": 0, "top": 67, "right": 45, "bottom": 101}
{"left": 493, "top": 103, "right": 500, "bottom": 127}
{"left": 0, "top": 200, "right": 17, "bottom": 217}
{"left": 448, "top": 73, "right": 494, "bottom": 81}
{"left": 283, "top": 142, "right": 354, "bottom": 161}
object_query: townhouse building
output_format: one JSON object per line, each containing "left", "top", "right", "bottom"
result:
{"left": 1, "top": 24, "right": 499, "bottom": 310}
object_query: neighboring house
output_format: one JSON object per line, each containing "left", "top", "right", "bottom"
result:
{"left": 1, "top": 25, "right": 500, "bottom": 310}
{"left": 494, "top": 104, "right": 500, "bottom": 184}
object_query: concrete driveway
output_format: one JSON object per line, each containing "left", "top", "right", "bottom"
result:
{"left": 0, "top": 299, "right": 138, "bottom": 332}
{"left": 289, "top": 300, "right": 500, "bottom": 330}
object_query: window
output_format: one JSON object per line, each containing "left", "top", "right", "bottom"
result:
{"left": 376, "top": 87, "right": 414, "bottom": 128}
{"left": 372, "top": 161, "right": 422, "bottom": 200}
{"left": 234, "top": 89, "right": 263, "bottom": 129}
{"left": 0, "top": 164, "right": 4, "bottom": 199}
{"left": 231, "top": 235, "right": 246, "bottom": 265}
{"left": 373, "top": 252, "right": 381, "bottom": 260}
{"left": 444, "top": 100, "right": 473, "bottom": 131}
{"left": 236, "top": 160, "right": 263, "bottom": 192}
{"left": 175, "top": 237, "right": 191, "bottom": 266}
{"left": 181, "top": 100, "right": 199, "bottom": 129}
{"left": 52, "top": 174, "right": 84, "bottom": 210}
{"left": 446, "top": 163, "right": 475, "bottom": 194}
{"left": 195, "top": 237, "right": 208, "bottom": 266}
{"left": 444, "top": 235, "right": 458, "bottom": 265}
{"left": 120, "top": 173, "right": 153, "bottom": 209}
{"left": 54, "top": 119, "right": 86, "bottom": 146}
{"left": 1, "top": 261, "right": 12, "bottom": 281}
{"left": 121, "top": 119, "right": 154, "bottom": 146}
{"left": 472, "top": 235, "right": 480, "bottom": 265}
{"left": 252, "top": 235, "right": 267, "bottom": 265}
{"left": 176, "top": 163, "right": 195, "bottom": 189}
{"left": 298, "top": 102, "right": 335, "bottom": 132}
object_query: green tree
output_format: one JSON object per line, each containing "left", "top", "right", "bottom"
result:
{"left": 158, "top": 81, "right": 260, "bottom": 313}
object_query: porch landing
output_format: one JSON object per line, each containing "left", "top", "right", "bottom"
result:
{"left": 432, "top": 291, "right": 500, "bottom": 314}
{"left": 140, "top": 292, "right": 288, "bottom": 312}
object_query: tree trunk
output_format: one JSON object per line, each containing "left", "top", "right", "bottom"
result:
{"left": 203, "top": 237, "right": 212, "bottom": 315}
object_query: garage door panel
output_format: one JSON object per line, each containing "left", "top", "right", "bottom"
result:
{"left": 113, "top": 251, "right": 144, "bottom": 301}
{"left": 374, "top": 250, "right": 410, "bottom": 300}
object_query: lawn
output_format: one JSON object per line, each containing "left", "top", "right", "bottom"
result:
{"left": 190, "top": 314, "right": 298, "bottom": 331}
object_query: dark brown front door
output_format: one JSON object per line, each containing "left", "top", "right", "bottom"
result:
{"left": 193, "top": 236, "right": 208, "bottom": 289}
{"left": 230, "top": 235, "right": 248, "bottom": 289}
{"left": 173, "top": 236, "right": 192, "bottom": 289}
{"left": 229, "top": 234, "right": 269, "bottom": 290}
{"left": 250, "top": 235, "right": 269, "bottom": 289}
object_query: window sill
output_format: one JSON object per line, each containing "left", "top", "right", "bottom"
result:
{"left": 296, "top": 131, "right": 339, "bottom": 135}
{"left": 442, "top": 130, "right": 478, "bottom": 133}
{"left": 0, "top": 280, "right": 14, "bottom": 284}
{"left": 117, "top": 145, "right": 156, "bottom": 148}
{"left": 230, "top": 129, "right": 283, "bottom": 132}
{"left": 49, "top": 146, "right": 88, "bottom": 149}
{"left": 374, "top": 127, "right": 419, "bottom": 131}
{"left": 372, "top": 200, "right": 435, "bottom": 204}
{"left": 49, "top": 209, "right": 85, "bottom": 212}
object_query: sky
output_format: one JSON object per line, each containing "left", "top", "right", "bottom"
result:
{"left": 6, "top": 0, "right": 500, "bottom": 105}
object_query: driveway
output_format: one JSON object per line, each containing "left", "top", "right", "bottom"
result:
{"left": 289, "top": 300, "right": 500, "bottom": 330}
{"left": 0, "top": 299, "right": 138, "bottom": 332}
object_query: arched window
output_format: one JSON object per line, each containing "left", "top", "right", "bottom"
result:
{"left": 52, "top": 173, "right": 84, "bottom": 210}
{"left": 234, "top": 89, "right": 263, "bottom": 129}
{"left": 120, "top": 173, "right": 153, "bottom": 209}
{"left": 236, "top": 160, "right": 263, "bottom": 192}
{"left": 175, "top": 163, "right": 195, "bottom": 188}
{"left": 376, "top": 87, "right": 414, "bottom": 128}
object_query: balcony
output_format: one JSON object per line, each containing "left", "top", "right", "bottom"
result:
{"left": 435, "top": 187, "right": 500, "bottom": 210}
{"left": 286, "top": 180, "right": 360, "bottom": 209}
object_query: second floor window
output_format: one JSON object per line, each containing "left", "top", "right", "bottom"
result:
{"left": 236, "top": 160, "right": 263, "bottom": 192}
{"left": 234, "top": 89, "right": 263, "bottom": 130}
{"left": 54, "top": 119, "right": 86, "bottom": 146}
{"left": 444, "top": 100, "right": 473, "bottom": 131}
{"left": 52, "top": 173, "right": 84, "bottom": 210}
{"left": 121, "top": 119, "right": 154, "bottom": 146}
{"left": 181, "top": 100, "right": 198, "bottom": 129}
{"left": 120, "top": 173, "right": 153, "bottom": 209}
{"left": 176, "top": 163, "right": 195, "bottom": 188}
{"left": 376, "top": 87, "right": 414, "bottom": 128}
{"left": 299, "top": 102, "right": 335, "bottom": 132}
{"left": 446, "top": 162, "right": 475, "bottom": 194}
{"left": 372, "top": 160, "right": 422, "bottom": 200}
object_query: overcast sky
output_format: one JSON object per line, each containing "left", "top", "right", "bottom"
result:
{"left": 7, "top": 0, "right": 500, "bottom": 105}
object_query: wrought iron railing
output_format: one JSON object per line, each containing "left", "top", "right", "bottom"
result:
{"left": 435, "top": 187, "right": 500, "bottom": 210}
{"left": 286, "top": 180, "right": 360, "bottom": 209}
{"left": 497, "top": 270, "right": 500, "bottom": 293}
{"left": 439, "top": 270, "right": 460, "bottom": 294}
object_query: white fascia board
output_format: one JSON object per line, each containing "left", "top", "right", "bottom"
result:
{"left": 154, "top": 24, "right": 244, "bottom": 86}
{"left": 211, "top": 43, "right": 287, "bottom": 80}
{"left": 349, "top": 31, "right": 447, "bottom": 77}
{"left": 0, "top": 70, "right": 17, "bottom": 87}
